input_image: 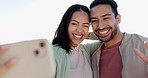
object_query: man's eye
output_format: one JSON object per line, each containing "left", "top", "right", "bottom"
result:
{"left": 104, "top": 17, "right": 110, "bottom": 20}
{"left": 91, "top": 20, "right": 98, "bottom": 24}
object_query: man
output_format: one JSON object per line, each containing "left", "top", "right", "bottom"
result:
{"left": 89, "top": 0, "right": 148, "bottom": 78}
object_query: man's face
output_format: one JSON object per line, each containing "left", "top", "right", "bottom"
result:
{"left": 90, "top": 4, "right": 121, "bottom": 42}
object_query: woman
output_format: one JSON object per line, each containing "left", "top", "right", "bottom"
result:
{"left": 0, "top": 4, "right": 99, "bottom": 78}
{"left": 52, "top": 4, "right": 99, "bottom": 78}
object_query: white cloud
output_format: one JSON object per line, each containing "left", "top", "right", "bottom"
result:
{"left": 0, "top": 0, "right": 147, "bottom": 44}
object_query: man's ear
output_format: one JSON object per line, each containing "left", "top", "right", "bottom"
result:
{"left": 116, "top": 14, "right": 121, "bottom": 24}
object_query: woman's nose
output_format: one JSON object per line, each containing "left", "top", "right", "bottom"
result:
{"left": 76, "top": 26, "right": 83, "bottom": 33}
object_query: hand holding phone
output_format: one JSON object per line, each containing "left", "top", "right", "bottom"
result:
{"left": 0, "top": 39, "right": 55, "bottom": 78}
{"left": 0, "top": 46, "right": 18, "bottom": 74}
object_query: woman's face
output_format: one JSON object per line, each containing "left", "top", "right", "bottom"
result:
{"left": 68, "top": 11, "right": 90, "bottom": 47}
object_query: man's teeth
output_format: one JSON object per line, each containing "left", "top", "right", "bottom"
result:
{"left": 99, "top": 30, "right": 108, "bottom": 34}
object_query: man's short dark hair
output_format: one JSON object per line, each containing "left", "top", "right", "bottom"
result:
{"left": 90, "top": 0, "right": 118, "bottom": 17}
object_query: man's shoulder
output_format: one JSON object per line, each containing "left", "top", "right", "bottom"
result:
{"left": 131, "top": 33, "right": 148, "bottom": 40}
{"left": 123, "top": 32, "right": 148, "bottom": 45}
{"left": 124, "top": 32, "right": 148, "bottom": 40}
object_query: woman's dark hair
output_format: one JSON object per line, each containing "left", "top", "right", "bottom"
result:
{"left": 52, "top": 4, "right": 90, "bottom": 53}
{"left": 90, "top": 0, "right": 118, "bottom": 18}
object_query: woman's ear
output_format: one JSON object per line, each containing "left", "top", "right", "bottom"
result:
{"left": 85, "top": 33, "right": 90, "bottom": 39}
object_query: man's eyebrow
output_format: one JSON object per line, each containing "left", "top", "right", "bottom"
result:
{"left": 102, "top": 14, "right": 111, "bottom": 17}
{"left": 90, "top": 17, "right": 97, "bottom": 20}
{"left": 90, "top": 14, "right": 112, "bottom": 19}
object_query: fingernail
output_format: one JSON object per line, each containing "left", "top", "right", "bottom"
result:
{"left": 144, "top": 41, "right": 147, "bottom": 44}
{"left": 0, "top": 45, "right": 9, "bottom": 49}
{"left": 10, "top": 57, "right": 18, "bottom": 64}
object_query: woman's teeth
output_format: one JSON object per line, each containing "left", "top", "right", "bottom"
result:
{"left": 74, "top": 34, "right": 82, "bottom": 38}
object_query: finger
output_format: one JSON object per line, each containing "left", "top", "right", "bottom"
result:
{"left": 0, "top": 57, "right": 18, "bottom": 74}
{"left": 134, "top": 48, "right": 148, "bottom": 63}
{"left": 4, "top": 57, "right": 18, "bottom": 68}
{"left": 144, "top": 41, "right": 148, "bottom": 49}
{"left": 0, "top": 46, "right": 9, "bottom": 54}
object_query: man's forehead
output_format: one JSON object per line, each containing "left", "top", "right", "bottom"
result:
{"left": 90, "top": 5, "right": 113, "bottom": 16}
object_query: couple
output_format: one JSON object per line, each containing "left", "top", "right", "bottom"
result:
{"left": 1, "top": 0, "right": 148, "bottom": 78}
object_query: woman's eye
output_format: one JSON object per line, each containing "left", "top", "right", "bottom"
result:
{"left": 84, "top": 25, "right": 89, "bottom": 27}
{"left": 72, "top": 23, "right": 77, "bottom": 25}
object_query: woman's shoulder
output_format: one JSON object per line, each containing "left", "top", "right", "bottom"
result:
{"left": 52, "top": 45, "right": 64, "bottom": 52}
{"left": 78, "top": 41, "right": 101, "bottom": 52}
{"left": 52, "top": 44, "right": 67, "bottom": 55}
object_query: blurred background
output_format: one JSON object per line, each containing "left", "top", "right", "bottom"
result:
{"left": 0, "top": 0, "right": 147, "bottom": 44}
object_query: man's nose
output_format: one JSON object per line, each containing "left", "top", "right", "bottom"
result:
{"left": 97, "top": 21, "right": 105, "bottom": 29}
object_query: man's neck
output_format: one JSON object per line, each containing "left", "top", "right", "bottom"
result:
{"left": 104, "top": 32, "right": 124, "bottom": 47}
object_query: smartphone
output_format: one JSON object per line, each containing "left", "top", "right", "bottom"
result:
{"left": 0, "top": 39, "right": 55, "bottom": 78}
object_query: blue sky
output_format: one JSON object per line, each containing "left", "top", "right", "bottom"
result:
{"left": 0, "top": 0, "right": 147, "bottom": 44}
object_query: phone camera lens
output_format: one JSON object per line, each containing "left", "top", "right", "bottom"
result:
{"left": 40, "top": 42, "right": 45, "bottom": 47}
{"left": 34, "top": 50, "right": 39, "bottom": 55}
